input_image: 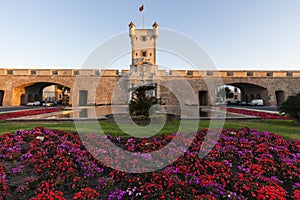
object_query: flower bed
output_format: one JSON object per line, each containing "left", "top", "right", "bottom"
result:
{"left": 0, "top": 107, "right": 63, "bottom": 120}
{"left": 226, "top": 107, "right": 290, "bottom": 120}
{"left": 0, "top": 127, "right": 299, "bottom": 199}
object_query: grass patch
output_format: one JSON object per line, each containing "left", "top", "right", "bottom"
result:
{"left": 0, "top": 119, "right": 299, "bottom": 140}
{"left": 223, "top": 119, "right": 300, "bottom": 140}
{"left": 0, "top": 122, "right": 76, "bottom": 135}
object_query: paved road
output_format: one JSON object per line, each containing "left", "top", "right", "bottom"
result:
{"left": 1, "top": 105, "right": 279, "bottom": 113}
{"left": 0, "top": 106, "right": 44, "bottom": 113}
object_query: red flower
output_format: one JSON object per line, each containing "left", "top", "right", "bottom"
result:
{"left": 294, "top": 190, "right": 300, "bottom": 200}
{"left": 73, "top": 188, "right": 100, "bottom": 199}
{"left": 0, "top": 107, "right": 63, "bottom": 120}
{"left": 256, "top": 185, "right": 286, "bottom": 200}
{"left": 30, "top": 189, "right": 65, "bottom": 200}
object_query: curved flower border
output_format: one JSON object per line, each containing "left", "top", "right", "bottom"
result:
{"left": 226, "top": 107, "right": 290, "bottom": 120}
{"left": 0, "top": 107, "right": 63, "bottom": 120}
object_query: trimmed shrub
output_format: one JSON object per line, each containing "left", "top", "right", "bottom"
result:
{"left": 278, "top": 92, "right": 300, "bottom": 121}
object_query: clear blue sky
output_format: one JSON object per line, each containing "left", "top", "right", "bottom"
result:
{"left": 1, "top": 0, "right": 300, "bottom": 70}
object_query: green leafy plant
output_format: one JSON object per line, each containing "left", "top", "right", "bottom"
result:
{"left": 128, "top": 85, "right": 160, "bottom": 117}
{"left": 132, "top": 115, "right": 150, "bottom": 122}
{"left": 278, "top": 92, "right": 300, "bottom": 121}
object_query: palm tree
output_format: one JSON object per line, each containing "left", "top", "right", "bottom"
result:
{"left": 129, "top": 85, "right": 159, "bottom": 117}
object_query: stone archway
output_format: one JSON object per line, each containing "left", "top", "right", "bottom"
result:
{"left": 12, "top": 82, "right": 71, "bottom": 106}
{"left": 228, "top": 83, "right": 268, "bottom": 104}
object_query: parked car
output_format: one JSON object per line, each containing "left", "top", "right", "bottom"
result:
{"left": 226, "top": 100, "right": 232, "bottom": 105}
{"left": 239, "top": 101, "right": 248, "bottom": 106}
{"left": 26, "top": 101, "right": 41, "bottom": 106}
{"left": 249, "top": 99, "right": 264, "bottom": 106}
{"left": 42, "top": 101, "right": 53, "bottom": 107}
{"left": 215, "top": 101, "right": 228, "bottom": 106}
{"left": 214, "top": 102, "right": 222, "bottom": 106}
{"left": 231, "top": 100, "right": 241, "bottom": 105}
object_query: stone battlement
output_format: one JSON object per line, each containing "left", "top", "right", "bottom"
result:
{"left": 0, "top": 68, "right": 299, "bottom": 77}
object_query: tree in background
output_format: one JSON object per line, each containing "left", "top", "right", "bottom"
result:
{"left": 216, "top": 86, "right": 234, "bottom": 100}
{"left": 278, "top": 92, "right": 300, "bottom": 121}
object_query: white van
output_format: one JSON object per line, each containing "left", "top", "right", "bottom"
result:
{"left": 249, "top": 99, "right": 264, "bottom": 106}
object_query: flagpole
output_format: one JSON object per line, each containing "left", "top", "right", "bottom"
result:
{"left": 139, "top": 4, "right": 145, "bottom": 29}
{"left": 142, "top": 11, "right": 144, "bottom": 29}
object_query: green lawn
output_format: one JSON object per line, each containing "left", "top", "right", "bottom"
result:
{"left": 0, "top": 119, "right": 299, "bottom": 140}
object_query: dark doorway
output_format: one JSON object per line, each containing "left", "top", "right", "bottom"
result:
{"left": 79, "top": 109, "right": 88, "bottom": 118}
{"left": 20, "top": 94, "right": 26, "bottom": 105}
{"left": 199, "top": 91, "right": 208, "bottom": 106}
{"left": 0, "top": 90, "right": 4, "bottom": 106}
{"left": 79, "top": 90, "right": 88, "bottom": 106}
{"left": 275, "top": 91, "right": 285, "bottom": 106}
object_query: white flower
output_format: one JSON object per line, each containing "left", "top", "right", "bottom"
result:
{"left": 36, "top": 136, "right": 44, "bottom": 141}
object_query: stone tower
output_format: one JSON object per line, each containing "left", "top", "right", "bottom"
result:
{"left": 127, "top": 21, "right": 160, "bottom": 100}
{"left": 129, "top": 21, "right": 159, "bottom": 67}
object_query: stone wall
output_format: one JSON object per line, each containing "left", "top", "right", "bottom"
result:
{"left": 0, "top": 69, "right": 299, "bottom": 106}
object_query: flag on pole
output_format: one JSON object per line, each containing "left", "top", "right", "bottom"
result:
{"left": 139, "top": 4, "right": 144, "bottom": 12}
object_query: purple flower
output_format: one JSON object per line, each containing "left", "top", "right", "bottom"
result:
{"left": 224, "top": 160, "right": 232, "bottom": 167}
{"left": 108, "top": 188, "right": 126, "bottom": 200}
{"left": 21, "top": 153, "right": 33, "bottom": 161}
{"left": 12, "top": 165, "right": 23, "bottom": 174}
{"left": 293, "top": 183, "right": 300, "bottom": 189}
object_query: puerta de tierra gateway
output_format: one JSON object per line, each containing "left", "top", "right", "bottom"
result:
{"left": 0, "top": 22, "right": 299, "bottom": 107}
